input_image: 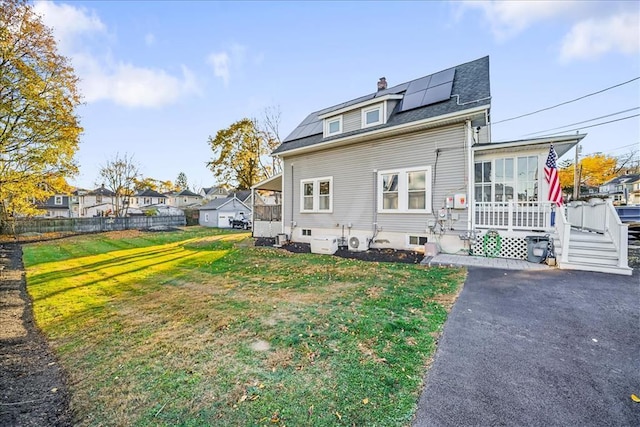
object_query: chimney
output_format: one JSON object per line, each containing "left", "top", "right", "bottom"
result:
{"left": 377, "top": 77, "right": 387, "bottom": 91}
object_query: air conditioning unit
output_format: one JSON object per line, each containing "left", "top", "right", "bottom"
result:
{"left": 311, "top": 236, "right": 338, "bottom": 255}
{"left": 274, "top": 233, "right": 288, "bottom": 247}
{"left": 348, "top": 235, "right": 369, "bottom": 252}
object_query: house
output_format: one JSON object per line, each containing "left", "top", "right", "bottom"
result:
{"left": 266, "top": 56, "right": 630, "bottom": 275}
{"left": 131, "top": 189, "right": 168, "bottom": 208}
{"left": 81, "top": 185, "right": 117, "bottom": 217}
{"left": 598, "top": 174, "right": 640, "bottom": 205}
{"left": 166, "top": 189, "right": 203, "bottom": 208}
{"left": 199, "top": 195, "right": 251, "bottom": 228}
{"left": 35, "top": 194, "right": 72, "bottom": 217}
{"left": 228, "top": 190, "right": 252, "bottom": 206}
{"left": 200, "top": 186, "right": 229, "bottom": 201}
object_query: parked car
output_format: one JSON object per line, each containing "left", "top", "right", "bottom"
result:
{"left": 229, "top": 213, "right": 252, "bottom": 230}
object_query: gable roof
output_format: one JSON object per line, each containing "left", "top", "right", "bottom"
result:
{"left": 135, "top": 189, "right": 166, "bottom": 198}
{"left": 272, "top": 56, "right": 490, "bottom": 156}
{"left": 174, "top": 189, "right": 200, "bottom": 197}
{"left": 199, "top": 195, "right": 250, "bottom": 211}
{"left": 603, "top": 174, "right": 640, "bottom": 186}
{"left": 90, "top": 186, "right": 115, "bottom": 196}
{"left": 229, "top": 190, "right": 251, "bottom": 202}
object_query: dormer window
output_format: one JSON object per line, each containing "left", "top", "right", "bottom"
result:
{"left": 325, "top": 116, "right": 342, "bottom": 137}
{"left": 362, "top": 104, "right": 383, "bottom": 128}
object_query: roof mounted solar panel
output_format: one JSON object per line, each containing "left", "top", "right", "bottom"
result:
{"left": 429, "top": 68, "right": 455, "bottom": 87}
{"left": 405, "top": 76, "right": 431, "bottom": 95}
{"left": 422, "top": 81, "right": 453, "bottom": 105}
{"left": 400, "top": 91, "right": 426, "bottom": 112}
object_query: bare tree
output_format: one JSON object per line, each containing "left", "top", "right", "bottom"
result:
{"left": 97, "top": 153, "right": 140, "bottom": 217}
{"left": 256, "top": 106, "right": 283, "bottom": 176}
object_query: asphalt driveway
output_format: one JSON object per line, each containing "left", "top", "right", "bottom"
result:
{"left": 413, "top": 267, "right": 639, "bottom": 426}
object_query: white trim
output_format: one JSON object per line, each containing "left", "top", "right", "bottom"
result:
{"left": 317, "top": 94, "right": 403, "bottom": 119}
{"left": 54, "top": 196, "right": 63, "bottom": 205}
{"left": 274, "top": 105, "right": 489, "bottom": 158}
{"left": 407, "top": 234, "right": 428, "bottom": 247}
{"left": 377, "top": 166, "right": 432, "bottom": 213}
{"left": 324, "top": 116, "right": 343, "bottom": 137}
{"left": 361, "top": 103, "right": 384, "bottom": 128}
{"left": 300, "top": 176, "right": 333, "bottom": 213}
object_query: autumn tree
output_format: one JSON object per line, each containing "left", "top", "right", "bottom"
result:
{"left": 97, "top": 153, "right": 140, "bottom": 217}
{"left": 558, "top": 153, "right": 618, "bottom": 195}
{"left": 175, "top": 172, "right": 188, "bottom": 191}
{"left": 0, "top": 0, "right": 82, "bottom": 228}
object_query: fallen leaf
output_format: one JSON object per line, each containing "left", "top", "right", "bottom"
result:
{"left": 362, "top": 398, "right": 369, "bottom": 404}
{"left": 238, "top": 394, "right": 247, "bottom": 403}
{"left": 632, "top": 394, "right": 640, "bottom": 403}
{"left": 335, "top": 411, "right": 342, "bottom": 420}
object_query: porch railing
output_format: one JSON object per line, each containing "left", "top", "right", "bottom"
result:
{"left": 474, "top": 201, "right": 555, "bottom": 231}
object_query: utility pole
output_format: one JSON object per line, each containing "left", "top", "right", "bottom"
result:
{"left": 573, "top": 135, "right": 581, "bottom": 200}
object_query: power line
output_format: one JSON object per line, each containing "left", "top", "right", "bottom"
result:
{"left": 532, "top": 114, "right": 640, "bottom": 138}
{"left": 492, "top": 77, "right": 640, "bottom": 125}
{"left": 523, "top": 107, "right": 640, "bottom": 136}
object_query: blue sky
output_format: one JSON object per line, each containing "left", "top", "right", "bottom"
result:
{"left": 33, "top": 1, "right": 639, "bottom": 190}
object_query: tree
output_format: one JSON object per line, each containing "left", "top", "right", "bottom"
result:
{"left": 558, "top": 153, "right": 618, "bottom": 195}
{"left": 97, "top": 153, "right": 140, "bottom": 217}
{"left": 0, "top": 0, "right": 82, "bottom": 227}
{"left": 175, "top": 172, "right": 188, "bottom": 191}
{"left": 206, "top": 108, "right": 283, "bottom": 190}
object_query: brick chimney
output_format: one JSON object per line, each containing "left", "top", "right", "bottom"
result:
{"left": 377, "top": 77, "right": 387, "bottom": 91}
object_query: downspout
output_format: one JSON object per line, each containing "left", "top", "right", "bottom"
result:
{"left": 371, "top": 170, "right": 378, "bottom": 248}
{"left": 466, "top": 120, "right": 474, "bottom": 233}
{"left": 290, "top": 163, "right": 295, "bottom": 236}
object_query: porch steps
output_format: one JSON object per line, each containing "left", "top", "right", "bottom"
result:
{"left": 558, "top": 229, "right": 632, "bottom": 276}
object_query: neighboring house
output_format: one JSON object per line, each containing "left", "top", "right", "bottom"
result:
{"left": 131, "top": 189, "right": 168, "bottom": 208}
{"left": 228, "top": 190, "right": 252, "bottom": 206}
{"left": 81, "top": 185, "right": 117, "bottom": 217}
{"left": 35, "top": 194, "right": 72, "bottom": 218}
{"left": 266, "top": 55, "right": 629, "bottom": 275}
{"left": 199, "top": 195, "right": 251, "bottom": 228}
{"left": 598, "top": 174, "right": 640, "bottom": 204}
{"left": 166, "top": 189, "right": 203, "bottom": 208}
{"left": 200, "top": 186, "right": 229, "bottom": 201}
{"left": 630, "top": 176, "right": 640, "bottom": 205}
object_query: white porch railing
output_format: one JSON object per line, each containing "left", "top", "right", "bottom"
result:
{"left": 565, "top": 199, "right": 608, "bottom": 233}
{"left": 474, "top": 201, "right": 555, "bottom": 231}
{"left": 565, "top": 199, "right": 628, "bottom": 268}
{"left": 556, "top": 206, "right": 571, "bottom": 263}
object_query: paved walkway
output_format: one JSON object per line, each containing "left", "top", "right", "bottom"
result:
{"left": 422, "top": 253, "right": 551, "bottom": 270}
{"left": 413, "top": 266, "right": 639, "bottom": 426}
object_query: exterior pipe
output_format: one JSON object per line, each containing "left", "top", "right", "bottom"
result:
{"left": 466, "top": 120, "right": 474, "bottom": 234}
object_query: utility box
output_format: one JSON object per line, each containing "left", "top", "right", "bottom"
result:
{"left": 454, "top": 193, "right": 467, "bottom": 209}
{"left": 424, "top": 242, "right": 440, "bottom": 257}
{"left": 525, "top": 235, "right": 549, "bottom": 263}
{"left": 311, "top": 236, "right": 338, "bottom": 255}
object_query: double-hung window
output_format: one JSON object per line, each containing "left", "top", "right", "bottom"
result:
{"left": 300, "top": 177, "right": 333, "bottom": 213}
{"left": 324, "top": 116, "right": 342, "bottom": 137}
{"left": 54, "top": 196, "right": 63, "bottom": 205}
{"left": 362, "top": 104, "right": 383, "bottom": 128}
{"left": 378, "top": 167, "right": 431, "bottom": 213}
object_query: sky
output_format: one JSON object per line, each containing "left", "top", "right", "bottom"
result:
{"left": 31, "top": 0, "right": 640, "bottom": 191}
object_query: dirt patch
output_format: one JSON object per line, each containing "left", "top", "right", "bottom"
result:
{"left": 256, "top": 239, "right": 424, "bottom": 264}
{"left": 0, "top": 243, "right": 71, "bottom": 426}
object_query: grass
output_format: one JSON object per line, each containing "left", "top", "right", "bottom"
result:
{"left": 23, "top": 227, "right": 465, "bottom": 426}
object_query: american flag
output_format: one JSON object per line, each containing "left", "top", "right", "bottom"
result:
{"left": 544, "top": 144, "right": 563, "bottom": 206}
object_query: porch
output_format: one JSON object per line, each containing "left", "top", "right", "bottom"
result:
{"left": 472, "top": 199, "right": 631, "bottom": 275}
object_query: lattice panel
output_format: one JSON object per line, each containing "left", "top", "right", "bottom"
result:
{"left": 472, "top": 235, "right": 528, "bottom": 260}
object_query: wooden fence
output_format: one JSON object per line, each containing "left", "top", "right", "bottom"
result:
{"left": 1, "top": 215, "right": 186, "bottom": 235}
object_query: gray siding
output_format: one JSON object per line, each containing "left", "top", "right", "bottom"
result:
{"left": 342, "top": 109, "right": 361, "bottom": 133}
{"left": 283, "top": 124, "right": 468, "bottom": 235}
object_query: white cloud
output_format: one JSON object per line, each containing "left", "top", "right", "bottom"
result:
{"left": 560, "top": 12, "right": 640, "bottom": 62}
{"left": 206, "top": 43, "right": 253, "bottom": 87}
{"left": 144, "top": 32, "right": 155, "bottom": 46}
{"left": 457, "top": 1, "right": 640, "bottom": 62}
{"left": 33, "top": 1, "right": 198, "bottom": 108}
{"left": 33, "top": 0, "right": 106, "bottom": 53}
{"left": 459, "top": 0, "right": 578, "bottom": 40}
{"left": 207, "top": 52, "right": 231, "bottom": 86}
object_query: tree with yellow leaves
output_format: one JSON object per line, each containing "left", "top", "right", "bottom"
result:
{"left": 207, "top": 118, "right": 277, "bottom": 190}
{"left": 558, "top": 153, "right": 618, "bottom": 195}
{"left": 0, "top": 0, "right": 82, "bottom": 229}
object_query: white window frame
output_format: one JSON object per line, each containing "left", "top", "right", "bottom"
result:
{"left": 204, "top": 213, "right": 209, "bottom": 222}
{"left": 324, "top": 116, "right": 343, "bottom": 137}
{"left": 407, "top": 235, "right": 428, "bottom": 247}
{"left": 377, "top": 166, "right": 432, "bottom": 213}
{"left": 361, "top": 103, "right": 384, "bottom": 128}
{"left": 300, "top": 176, "right": 333, "bottom": 213}
{"left": 54, "top": 196, "right": 63, "bottom": 205}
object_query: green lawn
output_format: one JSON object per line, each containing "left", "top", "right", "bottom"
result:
{"left": 23, "top": 227, "right": 464, "bottom": 426}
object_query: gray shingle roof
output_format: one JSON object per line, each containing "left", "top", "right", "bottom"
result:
{"left": 272, "top": 56, "right": 490, "bottom": 155}
{"left": 135, "top": 189, "right": 166, "bottom": 198}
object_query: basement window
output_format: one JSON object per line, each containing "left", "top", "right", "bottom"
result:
{"left": 302, "top": 229, "right": 312, "bottom": 236}
{"left": 409, "top": 235, "right": 428, "bottom": 245}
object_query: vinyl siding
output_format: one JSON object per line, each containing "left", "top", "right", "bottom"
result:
{"left": 283, "top": 124, "right": 468, "bottom": 237}
{"left": 342, "top": 109, "right": 361, "bottom": 133}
